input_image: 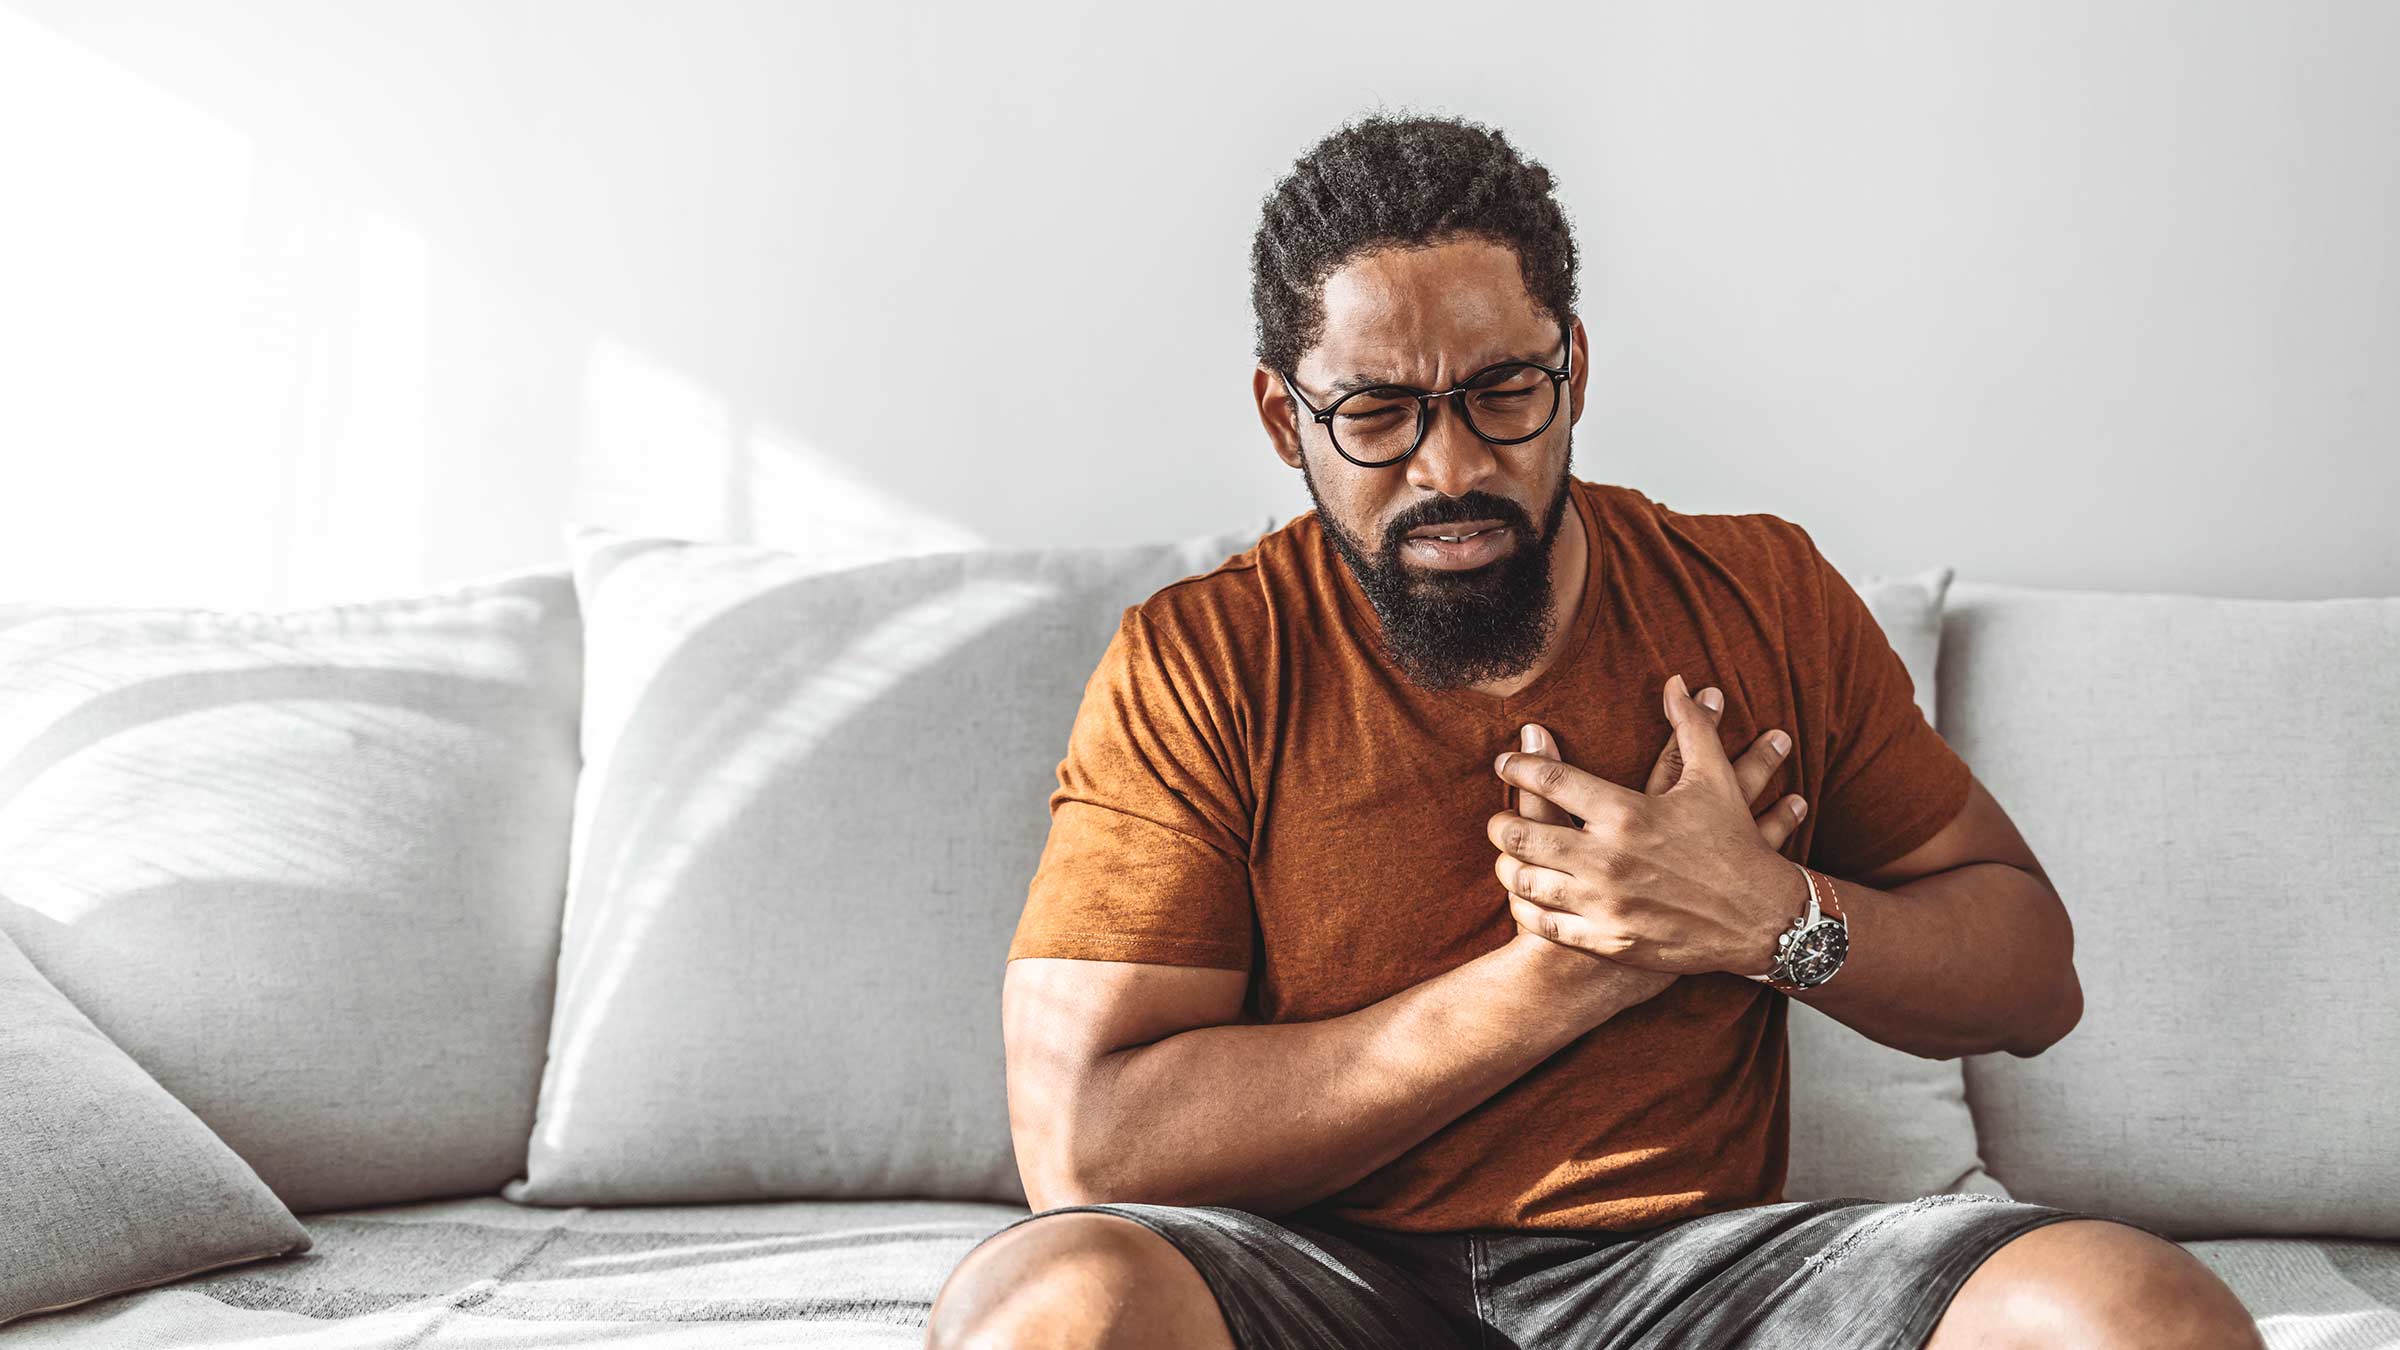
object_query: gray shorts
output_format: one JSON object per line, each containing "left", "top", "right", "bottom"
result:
{"left": 973, "top": 1193, "right": 2175, "bottom": 1349}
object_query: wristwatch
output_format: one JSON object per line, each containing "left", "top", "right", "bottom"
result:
{"left": 1744, "top": 862, "right": 1849, "bottom": 993}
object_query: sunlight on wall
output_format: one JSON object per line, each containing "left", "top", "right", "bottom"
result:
{"left": 0, "top": 8, "right": 441, "bottom": 608}
{"left": 571, "top": 333, "right": 981, "bottom": 560}
{"left": 281, "top": 211, "right": 433, "bottom": 606}
{"left": 746, "top": 422, "right": 984, "bottom": 561}
{"left": 0, "top": 7, "right": 266, "bottom": 605}
{"left": 571, "top": 334, "right": 737, "bottom": 546}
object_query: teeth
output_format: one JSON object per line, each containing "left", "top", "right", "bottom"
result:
{"left": 1428, "top": 528, "right": 1493, "bottom": 543}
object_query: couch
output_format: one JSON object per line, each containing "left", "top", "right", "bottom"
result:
{"left": 1, "top": 514, "right": 2393, "bottom": 1348}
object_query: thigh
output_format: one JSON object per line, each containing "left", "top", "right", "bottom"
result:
{"left": 961, "top": 1202, "right": 1475, "bottom": 1350}
{"left": 1473, "top": 1193, "right": 2178, "bottom": 1350}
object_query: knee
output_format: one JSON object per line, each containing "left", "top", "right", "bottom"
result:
{"left": 1968, "top": 1220, "right": 2265, "bottom": 1350}
{"left": 926, "top": 1212, "right": 1228, "bottom": 1350}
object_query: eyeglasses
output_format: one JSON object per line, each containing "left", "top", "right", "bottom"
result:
{"left": 1280, "top": 319, "right": 1573, "bottom": 468}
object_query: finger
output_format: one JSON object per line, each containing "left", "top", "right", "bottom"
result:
{"left": 1728, "top": 726, "right": 1796, "bottom": 813}
{"left": 1645, "top": 684, "right": 1726, "bottom": 796}
{"left": 1494, "top": 745, "right": 1628, "bottom": 824}
{"left": 1487, "top": 809, "right": 1580, "bottom": 868}
{"left": 1752, "top": 793, "right": 1809, "bottom": 849}
{"left": 1516, "top": 723, "right": 1576, "bottom": 826}
{"left": 1508, "top": 892, "right": 1604, "bottom": 952}
{"left": 1494, "top": 850, "right": 1580, "bottom": 912}
{"left": 1662, "top": 673, "right": 1735, "bottom": 791}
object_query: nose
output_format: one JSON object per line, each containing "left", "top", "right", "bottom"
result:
{"left": 1403, "top": 396, "right": 1500, "bottom": 500}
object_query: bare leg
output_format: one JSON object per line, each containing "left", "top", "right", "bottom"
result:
{"left": 926, "top": 1212, "right": 1239, "bottom": 1350}
{"left": 1923, "top": 1219, "right": 2264, "bottom": 1350}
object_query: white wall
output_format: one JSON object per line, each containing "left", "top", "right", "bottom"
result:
{"left": 3, "top": 0, "right": 2392, "bottom": 606}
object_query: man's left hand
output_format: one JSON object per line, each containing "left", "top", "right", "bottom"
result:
{"left": 1487, "top": 672, "right": 1809, "bottom": 976}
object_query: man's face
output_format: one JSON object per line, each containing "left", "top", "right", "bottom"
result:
{"left": 1255, "top": 237, "right": 1586, "bottom": 692}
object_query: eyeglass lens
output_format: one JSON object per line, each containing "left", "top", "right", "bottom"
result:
{"left": 1327, "top": 364, "right": 1559, "bottom": 464}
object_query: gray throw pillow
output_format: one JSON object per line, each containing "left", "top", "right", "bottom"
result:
{"left": 1, "top": 925, "right": 309, "bottom": 1326}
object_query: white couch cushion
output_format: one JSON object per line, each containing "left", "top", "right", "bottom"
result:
{"left": 4, "top": 1193, "right": 1025, "bottom": 1346}
{"left": 1781, "top": 565, "right": 2008, "bottom": 1205}
{"left": 508, "top": 522, "right": 1277, "bottom": 1205}
{"left": 0, "top": 570, "right": 583, "bottom": 1212}
{"left": 1943, "top": 581, "right": 2400, "bottom": 1239}
{"left": 1, "top": 925, "right": 309, "bottom": 1326}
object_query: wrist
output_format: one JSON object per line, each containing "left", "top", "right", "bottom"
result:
{"left": 1501, "top": 930, "right": 1653, "bottom": 1020}
{"left": 1743, "top": 861, "right": 1851, "bottom": 991}
{"left": 1736, "top": 859, "right": 1818, "bottom": 980}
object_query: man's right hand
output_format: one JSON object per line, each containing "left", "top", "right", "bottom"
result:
{"left": 1506, "top": 688, "right": 1806, "bottom": 1002}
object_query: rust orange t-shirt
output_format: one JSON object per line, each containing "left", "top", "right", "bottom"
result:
{"left": 1006, "top": 475, "right": 1973, "bottom": 1234}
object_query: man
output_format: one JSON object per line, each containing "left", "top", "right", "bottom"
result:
{"left": 927, "top": 115, "right": 2262, "bottom": 1349}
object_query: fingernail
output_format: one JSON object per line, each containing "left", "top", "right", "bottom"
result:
{"left": 1522, "top": 724, "right": 1540, "bottom": 752}
{"left": 1792, "top": 799, "right": 1808, "bottom": 819}
{"left": 1768, "top": 730, "right": 1789, "bottom": 755}
{"left": 1699, "top": 687, "right": 1723, "bottom": 712}
{"left": 1494, "top": 751, "right": 1511, "bottom": 774}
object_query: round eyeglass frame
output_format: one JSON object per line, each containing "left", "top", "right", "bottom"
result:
{"left": 1280, "top": 318, "right": 1574, "bottom": 468}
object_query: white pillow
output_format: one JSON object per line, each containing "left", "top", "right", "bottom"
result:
{"left": 1780, "top": 565, "right": 2010, "bottom": 1203}
{"left": 1946, "top": 582, "right": 2400, "bottom": 1239}
{"left": 507, "top": 521, "right": 1278, "bottom": 1205}
{"left": 0, "top": 570, "right": 583, "bottom": 1211}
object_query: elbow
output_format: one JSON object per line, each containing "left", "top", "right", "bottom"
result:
{"left": 2005, "top": 965, "right": 2083, "bottom": 1058}
{"left": 1023, "top": 1148, "right": 1126, "bottom": 1211}
{"left": 1018, "top": 1114, "right": 1147, "bottom": 1211}
{"left": 1018, "top": 1128, "right": 1109, "bottom": 1212}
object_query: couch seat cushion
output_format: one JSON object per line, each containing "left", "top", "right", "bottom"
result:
{"left": 7, "top": 1195, "right": 1028, "bottom": 1346}
{"left": 8, "top": 1194, "right": 2383, "bottom": 1348}
{"left": 2183, "top": 1236, "right": 2400, "bottom": 1349}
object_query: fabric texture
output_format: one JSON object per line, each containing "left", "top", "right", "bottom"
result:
{"left": 1942, "top": 581, "right": 2400, "bottom": 1240}
{"left": 1008, "top": 477, "right": 1977, "bottom": 1232}
{"left": 0, "top": 569, "right": 584, "bottom": 1212}
{"left": 506, "top": 518, "right": 1280, "bottom": 1206}
{"left": 1781, "top": 564, "right": 2007, "bottom": 1205}
{"left": 973, "top": 1196, "right": 2172, "bottom": 1350}
{"left": 0, "top": 924, "right": 309, "bottom": 1327}
{"left": 5, "top": 1193, "right": 2373, "bottom": 1348}
{"left": 5, "top": 1194, "right": 1027, "bottom": 1347}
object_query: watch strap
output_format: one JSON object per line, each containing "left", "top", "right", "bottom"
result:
{"left": 1746, "top": 861, "right": 1847, "bottom": 992}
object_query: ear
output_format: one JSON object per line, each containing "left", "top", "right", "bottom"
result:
{"left": 1566, "top": 314, "right": 1590, "bottom": 427}
{"left": 1254, "top": 364, "right": 1305, "bottom": 470}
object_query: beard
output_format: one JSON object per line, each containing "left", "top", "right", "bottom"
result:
{"left": 1299, "top": 441, "right": 1577, "bottom": 693}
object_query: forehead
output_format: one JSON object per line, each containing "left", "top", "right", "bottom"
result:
{"left": 1303, "top": 237, "right": 1552, "bottom": 378}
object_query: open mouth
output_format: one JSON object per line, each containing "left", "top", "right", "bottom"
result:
{"left": 1403, "top": 526, "right": 1513, "bottom": 568}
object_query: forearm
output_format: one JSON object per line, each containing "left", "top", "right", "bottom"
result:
{"left": 1042, "top": 936, "right": 1656, "bottom": 1216}
{"left": 1789, "top": 861, "right": 2081, "bottom": 1059}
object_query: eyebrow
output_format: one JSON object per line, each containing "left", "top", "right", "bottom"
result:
{"left": 1325, "top": 342, "right": 1561, "bottom": 397}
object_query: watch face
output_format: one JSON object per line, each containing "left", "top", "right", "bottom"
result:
{"left": 1783, "top": 920, "right": 1849, "bottom": 987}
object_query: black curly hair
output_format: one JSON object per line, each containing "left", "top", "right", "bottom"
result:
{"left": 1249, "top": 111, "right": 1579, "bottom": 378}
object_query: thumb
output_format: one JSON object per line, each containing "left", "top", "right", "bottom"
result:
{"left": 1662, "top": 673, "right": 1725, "bottom": 791}
{"left": 1515, "top": 723, "right": 1576, "bottom": 826}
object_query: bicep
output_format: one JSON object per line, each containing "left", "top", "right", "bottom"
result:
{"left": 1847, "top": 771, "right": 2051, "bottom": 891}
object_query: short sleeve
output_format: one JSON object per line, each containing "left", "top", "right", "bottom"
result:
{"left": 1796, "top": 530, "right": 1974, "bottom": 880}
{"left": 1008, "top": 607, "right": 1255, "bottom": 971}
